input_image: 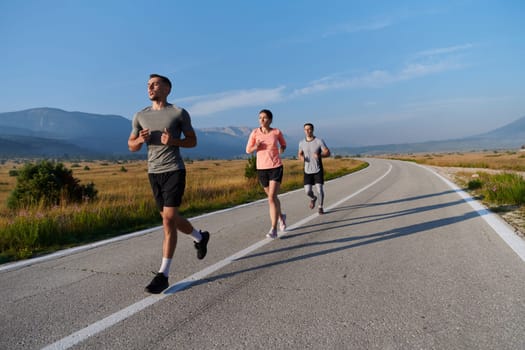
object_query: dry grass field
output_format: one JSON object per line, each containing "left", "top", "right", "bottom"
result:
{"left": 0, "top": 157, "right": 363, "bottom": 213}
{"left": 384, "top": 150, "right": 525, "bottom": 171}
{"left": 0, "top": 157, "right": 365, "bottom": 262}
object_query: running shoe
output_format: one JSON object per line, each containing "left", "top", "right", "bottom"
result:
{"left": 279, "top": 214, "right": 287, "bottom": 232}
{"left": 309, "top": 196, "right": 317, "bottom": 209}
{"left": 194, "top": 230, "right": 210, "bottom": 260}
{"left": 318, "top": 207, "right": 324, "bottom": 215}
{"left": 145, "top": 272, "right": 169, "bottom": 294}
{"left": 266, "top": 228, "right": 278, "bottom": 239}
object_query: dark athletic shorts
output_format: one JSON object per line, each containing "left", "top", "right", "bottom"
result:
{"left": 148, "top": 170, "right": 186, "bottom": 211}
{"left": 304, "top": 171, "right": 324, "bottom": 185}
{"left": 257, "top": 166, "right": 284, "bottom": 187}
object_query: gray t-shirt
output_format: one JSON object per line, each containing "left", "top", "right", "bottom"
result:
{"left": 131, "top": 104, "right": 194, "bottom": 173}
{"left": 298, "top": 137, "right": 328, "bottom": 174}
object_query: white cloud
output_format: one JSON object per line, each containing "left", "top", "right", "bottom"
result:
{"left": 402, "top": 95, "right": 512, "bottom": 111}
{"left": 415, "top": 43, "right": 474, "bottom": 57}
{"left": 178, "top": 54, "right": 466, "bottom": 117}
{"left": 292, "top": 60, "right": 462, "bottom": 97}
{"left": 398, "top": 60, "right": 463, "bottom": 79}
{"left": 179, "top": 87, "right": 286, "bottom": 116}
{"left": 324, "top": 17, "right": 393, "bottom": 37}
{"left": 336, "top": 18, "right": 392, "bottom": 33}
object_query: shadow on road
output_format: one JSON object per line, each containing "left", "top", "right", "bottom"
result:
{"left": 166, "top": 198, "right": 482, "bottom": 294}
{"left": 328, "top": 189, "right": 458, "bottom": 213}
{"left": 288, "top": 197, "right": 468, "bottom": 238}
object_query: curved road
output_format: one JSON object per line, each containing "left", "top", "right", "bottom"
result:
{"left": 1, "top": 159, "right": 524, "bottom": 349}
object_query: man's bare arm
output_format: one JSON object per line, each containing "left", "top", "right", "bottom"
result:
{"left": 161, "top": 129, "right": 197, "bottom": 148}
{"left": 128, "top": 129, "right": 150, "bottom": 152}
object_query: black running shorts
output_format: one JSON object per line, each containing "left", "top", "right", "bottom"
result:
{"left": 257, "top": 166, "right": 284, "bottom": 187}
{"left": 148, "top": 170, "right": 186, "bottom": 211}
{"left": 304, "top": 171, "right": 324, "bottom": 185}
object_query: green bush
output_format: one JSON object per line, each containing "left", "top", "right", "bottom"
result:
{"left": 244, "top": 155, "right": 257, "bottom": 180}
{"left": 7, "top": 160, "right": 98, "bottom": 209}
{"left": 467, "top": 179, "right": 483, "bottom": 190}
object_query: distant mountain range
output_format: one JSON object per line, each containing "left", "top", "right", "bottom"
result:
{"left": 333, "top": 116, "right": 525, "bottom": 155}
{"left": 0, "top": 108, "right": 256, "bottom": 159}
{"left": 0, "top": 107, "right": 523, "bottom": 159}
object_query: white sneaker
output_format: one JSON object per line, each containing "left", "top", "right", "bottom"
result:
{"left": 279, "top": 214, "right": 287, "bottom": 232}
{"left": 266, "top": 228, "right": 278, "bottom": 239}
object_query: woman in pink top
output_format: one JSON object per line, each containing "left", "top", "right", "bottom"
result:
{"left": 246, "top": 109, "right": 287, "bottom": 239}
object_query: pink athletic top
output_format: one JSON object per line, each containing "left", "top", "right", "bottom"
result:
{"left": 246, "top": 127, "right": 287, "bottom": 170}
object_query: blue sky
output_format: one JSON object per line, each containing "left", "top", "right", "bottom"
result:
{"left": 1, "top": 0, "right": 524, "bottom": 146}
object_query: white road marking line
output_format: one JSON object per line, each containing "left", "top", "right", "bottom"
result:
{"left": 41, "top": 164, "right": 393, "bottom": 350}
{"left": 0, "top": 199, "right": 269, "bottom": 273}
{"left": 0, "top": 227, "right": 161, "bottom": 272}
{"left": 1, "top": 185, "right": 302, "bottom": 273}
{"left": 421, "top": 164, "right": 525, "bottom": 262}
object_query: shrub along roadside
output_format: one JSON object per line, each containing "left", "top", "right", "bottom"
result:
{"left": 7, "top": 160, "right": 97, "bottom": 209}
{"left": 467, "top": 172, "right": 525, "bottom": 206}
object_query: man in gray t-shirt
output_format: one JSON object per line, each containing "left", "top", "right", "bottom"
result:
{"left": 128, "top": 74, "right": 210, "bottom": 294}
{"left": 131, "top": 104, "right": 192, "bottom": 173}
{"left": 298, "top": 123, "right": 331, "bottom": 214}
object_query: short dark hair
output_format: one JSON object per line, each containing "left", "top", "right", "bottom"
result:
{"left": 149, "top": 74, "right": 172, "bottom": 89}
{"left": 304, "top": 123, "right": 314, "bottom": 130}
{"left": 259, "top": 109, "right": 273, "bottom": 121}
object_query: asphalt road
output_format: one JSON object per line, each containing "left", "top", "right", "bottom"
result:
{"left": 1, "top": 158, "right": 524, "bottom": 350}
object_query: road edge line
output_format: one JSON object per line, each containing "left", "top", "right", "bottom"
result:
{"left": 420, "top": 164, "right": 525, "bottom": 262}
